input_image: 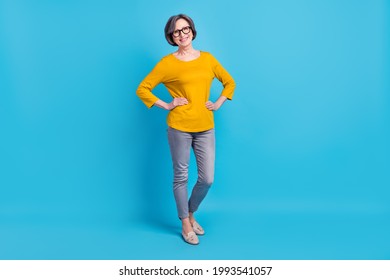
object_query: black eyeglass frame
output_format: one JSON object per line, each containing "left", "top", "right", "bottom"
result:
{"left": 172, "top": 26, "right": 192, "bottom": 38}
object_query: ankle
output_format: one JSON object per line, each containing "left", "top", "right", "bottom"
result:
{"left": 181, "top": 218, "right": 192, "bottom": 233}
{"left": 189, "top": 213, "right": 195, "bottom": 224}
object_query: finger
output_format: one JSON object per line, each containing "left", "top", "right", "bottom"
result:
{"left": 176, "top": 98, "right": 187, "bottom": 104}
{"left": 174, "top": 98, "right": 184, "bottom": 106}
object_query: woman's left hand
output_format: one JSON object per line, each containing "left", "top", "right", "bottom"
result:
{"left": 205, "top": 101, "right": 220, "bottom": 111}
{"left": 206, "top": 96, "right": 227, "bottom": 111}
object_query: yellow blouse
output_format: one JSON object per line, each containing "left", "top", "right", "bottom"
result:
{"left": 136, "top": 51, "right": 235, "bottom": 132}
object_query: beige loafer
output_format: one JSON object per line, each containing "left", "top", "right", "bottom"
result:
{"left": 192, "top": 221, "right": 205, "bottom": 235}
{"left": 182, "top": 231, "right": 199, "bottom": 245}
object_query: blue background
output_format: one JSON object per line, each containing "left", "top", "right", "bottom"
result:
{"left": 1, "top": 0, "right": 389, "bottom": 259}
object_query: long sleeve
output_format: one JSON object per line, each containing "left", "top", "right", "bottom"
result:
{"left": 210, "top": 54, "right": 236, "bottom": 100}
{"left": 136, "top": 59, "right": 166, "bottom": 108}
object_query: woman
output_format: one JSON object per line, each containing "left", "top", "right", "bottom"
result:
{"left": 136, "top": 14, "right": 235, "bottom": 245}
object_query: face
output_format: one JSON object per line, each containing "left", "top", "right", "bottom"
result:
{"left": 172, "top": 18, "right": 193, "bottom": 48}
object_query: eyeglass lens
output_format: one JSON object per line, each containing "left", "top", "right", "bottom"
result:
{"left": 173, "top": 26, "right": 191, "bottom": 37}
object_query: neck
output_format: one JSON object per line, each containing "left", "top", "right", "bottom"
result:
{"left": 177, "top": 45, "right": 194, "bottom": 56}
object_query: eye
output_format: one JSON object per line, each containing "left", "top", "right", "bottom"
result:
{"left": 183, "top": 26, "right": 190, "bottom": 32}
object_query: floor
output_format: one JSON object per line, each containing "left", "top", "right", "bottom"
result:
{"left": 1, "top": 201, "right": 389, "bottom": 260}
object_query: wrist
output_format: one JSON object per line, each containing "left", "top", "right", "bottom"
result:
{"left": 167, "top": 102, "right": 174, "bottom": 110}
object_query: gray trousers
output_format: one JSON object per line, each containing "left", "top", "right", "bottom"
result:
{"left": 167, "top": 127, "right": 215, "bottom": 219}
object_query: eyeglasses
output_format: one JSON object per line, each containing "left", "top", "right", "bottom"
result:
{"left": 172, "top": 26, "right": 192, "bottom": 38}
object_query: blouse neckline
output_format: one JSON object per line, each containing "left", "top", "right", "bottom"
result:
{"left": 171, "top": 51, "right": 202, "bottom": 62}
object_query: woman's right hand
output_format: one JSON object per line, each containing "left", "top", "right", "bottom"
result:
{"left": 168, "top": 97, "right": 188, "bottom": 110}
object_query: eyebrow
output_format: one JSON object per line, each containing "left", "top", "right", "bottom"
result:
{"left": 174, "top": 26, "right": 190, "bottom": 31}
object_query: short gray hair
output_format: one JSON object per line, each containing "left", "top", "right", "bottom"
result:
{"left": 164, "top": 14, "right": 197, "bottom": 46}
